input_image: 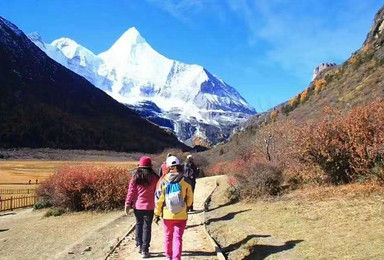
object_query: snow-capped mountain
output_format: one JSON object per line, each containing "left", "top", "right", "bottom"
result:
{"left": 28, "top": 28, "right": 256, "bottom": 146}
{"left": 0, "top": 17, "right": 186, "bottom": 152}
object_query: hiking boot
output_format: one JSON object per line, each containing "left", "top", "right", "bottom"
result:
{"left": 142, "top": 251, "right": 150, "bottom": 258}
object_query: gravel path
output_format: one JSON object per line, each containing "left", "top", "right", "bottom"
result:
{"left": 109, "top": 176, "right": 220, "bottom": 260}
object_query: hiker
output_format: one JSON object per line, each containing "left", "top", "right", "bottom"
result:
{"left": 183, "top": 154, "right": 199, "bottom": 211}
{"left": 125, "top": 156, "right": 159, "bottom": 258}
{"left": 158, "top": 153, "right": 172, "bottom": 178}
{"left": 155, "top": 153, "right": 173, "bottom": 203}
{"left": 154, "top": 155, "right": 193, "bottom": 260}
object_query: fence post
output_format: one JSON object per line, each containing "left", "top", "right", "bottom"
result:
{"left": 10, "top": 196, "right": 13, "bottom": 211}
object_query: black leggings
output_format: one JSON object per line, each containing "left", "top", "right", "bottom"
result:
{"left": 134, "top": 209, "right": 154, "bottom": 252}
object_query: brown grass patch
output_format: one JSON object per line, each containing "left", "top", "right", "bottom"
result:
{"left": 0, "top": 160, "right": 136, "bottom": 185}
{"left": 283, "top": 182, "right": 384, "bottom": 201}
{"left": 206, "top": 176, "right": 384, "bottom": 259}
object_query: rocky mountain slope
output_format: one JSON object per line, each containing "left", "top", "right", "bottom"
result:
{"left": 0, "top": 17, "right": 187, "bottom": 152}
{"left": 203, "top": 4, "right": 384, "bottom": 166}
{"left": 243, "top": 5, "right": 384, "bottom": 130}
{"left": 28, "top": 28, "right": 256, "bottom": 147}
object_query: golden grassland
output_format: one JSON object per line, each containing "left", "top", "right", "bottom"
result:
{"left": 0, "top": 160, "right": 137, "bottom": 191}
{"left": 207, "top": 177, "right": 384, "bottom": 259}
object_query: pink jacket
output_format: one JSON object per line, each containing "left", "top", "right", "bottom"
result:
{"left": 125, "top": 174, "right": 158, "bottom": 210}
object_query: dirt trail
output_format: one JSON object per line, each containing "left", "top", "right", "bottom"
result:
{"left": 0, "top": 209, "right": 134, "bottom": 260}
{"left": 109, "top": 176, "right": 220, "bottom": 260}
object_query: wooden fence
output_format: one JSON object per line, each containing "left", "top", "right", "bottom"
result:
{"left": 0, "top": 195, "right": 39, "bottom": 212}
{"left": 0, "top": 189, "right": 36, "bottom": 195}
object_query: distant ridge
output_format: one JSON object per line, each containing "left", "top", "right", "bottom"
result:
{"left": 0, "top": 17, "right": 188, "bottom": 152}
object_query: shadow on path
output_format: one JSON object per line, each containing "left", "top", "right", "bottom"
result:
{"left": 0, "top": 229, "right": 9, "bottom": 233}
{"left": 183, "top": 250, "right": 217, "bottom": 257}
{"left": 206, "top": 200, "right": 238, "bottom": 212}
{"left": 205, "top": 209, "right": 251, "bottom": 225}
{"left": 221, "top": 234, "right": 271, "bottom": 253}
{"left": 185, "top": 223, "right": 203, "bottom": 229}
{"left": 244, "top": 239, "right": 304, "bottom": 260}
{"left": 149, "top": 250, "right": 216, "bottom": 258}
{"left": 0, "top": 212, "right": 16, "bottom": 217}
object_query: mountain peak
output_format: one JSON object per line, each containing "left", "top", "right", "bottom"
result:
{"left": 51, "top": 37, "right": 80, "bottom": 49}
{"left": 120, "top": 27, "right": 144, "bottom": 43}
{"left": 101, "top": 27, "right": 146, "bottom": 56}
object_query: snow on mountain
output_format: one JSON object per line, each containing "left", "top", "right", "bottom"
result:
{"left": 28, "top": 28, "right": 256, "bottom": 146}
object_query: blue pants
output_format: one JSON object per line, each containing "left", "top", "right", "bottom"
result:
{"left": 134, "top": 209, "right": 154, "bottom": 252}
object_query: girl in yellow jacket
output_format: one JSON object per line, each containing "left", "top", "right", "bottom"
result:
{"left": 154, "top": 156, "right": 193, "bottom": 260}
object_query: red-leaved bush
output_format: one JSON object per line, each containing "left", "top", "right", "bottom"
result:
{"left": 292, "top": 100, "right": 384, "bottom": 184}
{"left": 37, "top": 164, "right": 130, "bottom": 211}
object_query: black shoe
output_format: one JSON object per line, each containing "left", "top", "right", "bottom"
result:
{"left": 142, "top": 251, "right": 150, "bottom": 258}
{"left": 136, "top": 245, "right": 142, "bottom": 254}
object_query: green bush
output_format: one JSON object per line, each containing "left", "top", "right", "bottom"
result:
{"left": 33, "top": 200, "right": 52, "bottom": 210}
{"left": 44, "top": 208, "right": 64, "bottom": 217}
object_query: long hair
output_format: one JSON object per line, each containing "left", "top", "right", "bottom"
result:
{"left": 133, "top": 167, "right": 157, "bottom": 186}
{"left": 175, "top": 164, "right": 183, "bottom": 173}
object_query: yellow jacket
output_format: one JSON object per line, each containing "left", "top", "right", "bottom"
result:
{"left": 154, "top": 171, "right": 193, "bottom": 220}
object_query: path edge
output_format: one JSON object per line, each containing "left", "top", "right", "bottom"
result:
{"left": 202, "top": 177, "right": 226, "bottom": 260}
{"left": 104, "top": 222, "right": 135, "bottom": 260}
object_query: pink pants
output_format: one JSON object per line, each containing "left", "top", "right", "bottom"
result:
{"left": 163, "top": 219, "right": 187, "bottom": 260}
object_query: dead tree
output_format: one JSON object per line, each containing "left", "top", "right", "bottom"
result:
{"left": 264, "top": 134, "right": 273, "bottom": 161}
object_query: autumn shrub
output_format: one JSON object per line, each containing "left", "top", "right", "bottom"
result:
{"left": 289, "top": 95, "right": 300, "bottom": 107}
{"left": 207, "top": 160, "right": 239, "bottom": 176}
{"left": 230, "top": 160, "right": 283, "bottom": 199}
{"left": 292, "top": 100, "right": 384, "bottom": 184}
{"left": 270, "top": 110, "right": 279, "bottom": 121}
{"left": 313, "top": 79, "right": 327, "bottom": 93}
{"left": 37, "top": 164, "right": 130, "bottom": 211}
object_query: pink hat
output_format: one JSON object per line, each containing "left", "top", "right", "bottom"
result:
{"left": 138, "top": 156, "right": 152, "bottom": 168}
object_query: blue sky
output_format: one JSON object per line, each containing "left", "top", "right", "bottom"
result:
{"left": 1, "top": 0, "right": 383, "bottom": 112}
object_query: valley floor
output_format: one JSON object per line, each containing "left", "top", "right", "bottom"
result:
{"left": 205, "top": 177, "right": 384, "bottom": 259}
{"left": 2, "top": 173, "right": 383, "bottom": 259}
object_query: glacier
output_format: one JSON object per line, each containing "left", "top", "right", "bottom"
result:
{"left": 28, "top": 28, "right": 256, "bottom": 146}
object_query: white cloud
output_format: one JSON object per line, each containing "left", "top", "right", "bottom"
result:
{"left": 146, "top": 0, "right": 208, "bottom": 23}
{"left": 226, "top": 0, "right": 379, "bottom": 80}
{"left": 145, "top": 0, "right": 380, "bottom": 80}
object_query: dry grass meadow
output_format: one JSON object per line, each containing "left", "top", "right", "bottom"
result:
{"left": 0, "top": 160, "right": 137, "bottom": 198}
{"left": 206, "top": 177, "right": 384, "bottom": 259}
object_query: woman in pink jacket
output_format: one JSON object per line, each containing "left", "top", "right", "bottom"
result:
{"left": 125, "top": 156, "right": 159, "bottom": 258}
